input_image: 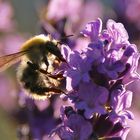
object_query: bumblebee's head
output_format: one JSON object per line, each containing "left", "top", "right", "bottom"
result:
{"left": 44, "top": 39, "right": 66, "bottom": 63}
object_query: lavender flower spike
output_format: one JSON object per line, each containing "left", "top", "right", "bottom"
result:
{"left": 52, "top": 18, "right": 140, "bottom": 140}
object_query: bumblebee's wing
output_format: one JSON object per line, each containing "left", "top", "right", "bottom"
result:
{"left": 0, "top": 51, "right": 27, "bottom": 72}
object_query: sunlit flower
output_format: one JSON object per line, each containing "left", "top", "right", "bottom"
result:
{"left": 58, "top": 18, "right": 140, "bottom": 140}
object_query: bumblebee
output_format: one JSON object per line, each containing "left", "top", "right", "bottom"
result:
{"left": 0, "top": 34, "right": 66, "bottom": 99}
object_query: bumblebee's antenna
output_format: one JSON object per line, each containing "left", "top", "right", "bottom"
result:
{"left": 57, "top": 34, "right": 74, "bottom": 45}
{"left": 60, "top": 34, "right": 74, "bottom": 40}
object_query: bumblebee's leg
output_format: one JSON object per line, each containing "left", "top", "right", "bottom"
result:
{"left": 26, "top": 61, "right": 50, "bottom": 75}
{"left": 45, "top": 87, "right": 65, "bottom": 94}
{"left": 42, "top": 56, "right": 49, "bottom": 70}
{"left": 47, "top": 71, "right": 64, "bottom": 79}
{"left": 39, "top": 69, "right": 64, "bottom": 79}
{"left": 44, "top": 87, "right": 67, "bottom": 98}
{"left": 26, "top": 61, "right": 49, "bottom": 75}
{"left": 45, "top": 87, "right": 65, "bottom": 98}
{"left": 30, "top": 86, "right": 65, "bottom": 97}
{"left": 27, "top": 61, "right": 64, "bottom": 80}
{"left": 31, "top": 86, "right": 64, "bottom": 93}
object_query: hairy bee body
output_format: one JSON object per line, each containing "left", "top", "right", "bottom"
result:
{"left": 17, "top": 58, "right": 57, "bottom": 99}
{"left": 0, "top": 34, "right": 66, "bottom": 99}
{"left": 18, "top": 35, "right": 65, "bottom": 99}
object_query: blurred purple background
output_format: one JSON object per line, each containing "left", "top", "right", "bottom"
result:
{"left": 0, "top": 0, "right": 140, "bottom": 139}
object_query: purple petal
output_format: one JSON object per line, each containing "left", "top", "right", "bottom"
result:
{"left": 81, "top": 18, "right": 102, "bottom": 42}
{"left": 107, "top": 19, "right": 129, "bottom": 43}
